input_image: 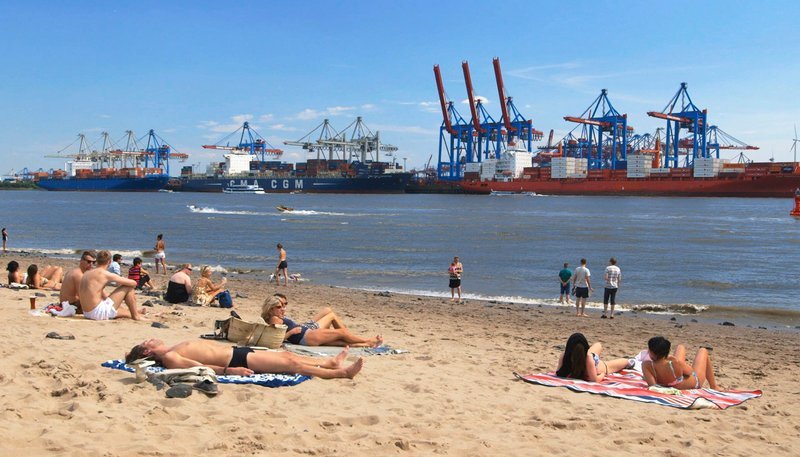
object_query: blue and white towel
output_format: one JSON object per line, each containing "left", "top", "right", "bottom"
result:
{"left": 101, "top": 359, "right": 309, "bottom": 387}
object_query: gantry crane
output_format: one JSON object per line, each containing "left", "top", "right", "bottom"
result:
{"left": 563, "top": 89, "right": 628, "bottom": 169}
{"left": 434, "top": 63, "right": 470, "bottom": 180}
{"left": 647, "top": 82, "right": 708, "bottom": 168}
{"left": 284, "top": 117, "right": 397, "bottom": 165}
{"left": 203, "top": 121, "right": 283, "bottom": 162}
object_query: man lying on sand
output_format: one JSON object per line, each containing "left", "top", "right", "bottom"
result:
{"left": 125, "top": 338, "right": 364, "bottom": 379}
{"left": 79, "top": 250, "right": 145, "bottom": 320}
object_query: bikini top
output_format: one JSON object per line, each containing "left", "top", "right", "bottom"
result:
{"left": 650, "top": 360, "right": 683, "bottom": 387}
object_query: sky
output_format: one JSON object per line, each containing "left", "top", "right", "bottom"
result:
{"left": 1, "top": 1, "right": 799, "bottom": 175}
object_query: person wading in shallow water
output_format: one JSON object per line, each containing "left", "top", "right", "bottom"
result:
{"left": 448, "top": 256, "right": 463, "bottom": 303}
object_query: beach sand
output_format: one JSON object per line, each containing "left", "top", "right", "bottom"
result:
{"left": 0, "top": 253, "right": 798, "bottom": 456}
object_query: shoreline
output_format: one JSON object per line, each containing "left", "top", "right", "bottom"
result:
{"left": 0, "top": 251, "right": 798, "bottom": 455}
{"left": 4, "top": 249, "right": 799, "bottom": 330}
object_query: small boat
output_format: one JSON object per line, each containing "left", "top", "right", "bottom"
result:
{"left": 276, "top": 205, "right": 294, "bottom": 212}
{"left": 223, "top": 183, "right": 265, "bottom": 194}
{"left": 791, "top": 188, "right": 800, "bottom": 218}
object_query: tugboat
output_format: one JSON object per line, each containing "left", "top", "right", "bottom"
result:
{"left": 791, "top": 188, "right": 800, "bottom": 218}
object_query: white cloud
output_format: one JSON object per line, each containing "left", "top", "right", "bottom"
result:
{"left": 293, "top": 106, "right": 356, "bottom": 120}
{"left": 270, "top": 124, "right": 297, "bottom": 132}
{"left": 361, "top": 103, "right": 376, "bottom": 110}
{"left": 259, "top": 114, "right": 274, "bottom": 122}
{"left": 460, "top": 95, "right": 490, "bottom": 105}
{"left": 371, "top": 124, "right": 437, "bottom": 136}
{"left": 197, "top": 114, "right": 257, "bottom": 134}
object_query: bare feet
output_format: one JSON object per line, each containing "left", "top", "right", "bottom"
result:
{"left": 344, "top": 358, "right": 364, "bottom": 379}
{"left": 333, "top": 346, "right": 350, "bottom": 368}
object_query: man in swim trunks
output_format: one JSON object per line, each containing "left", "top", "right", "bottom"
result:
{"left": 571, "top": 258, "right": 592, "bottom": 317}
{"left": 274, "top": 243, "right": 289, "bottom": 286}
{"left": 79, "top": 250, "right": 145, "bottom": 320}
{"left": 558, "top": 262, "right": 572, "bottom": 305}
{"left": 125, "top": 338, "right": 364, "bottom": 379}
{"left": 59, "top": 250, "right": 97, "bottom": 314}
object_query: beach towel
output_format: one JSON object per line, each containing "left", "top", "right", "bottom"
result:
{"left": 284, "top": 343, "right": 407, "bottom": 358}
{"left": 514, "top": 370, "right": 761, "bottom": 410}
{"left": 102, "top": 360, "right": 309, "bottom": 387}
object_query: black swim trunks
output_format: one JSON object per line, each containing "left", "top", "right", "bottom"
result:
{"left": 278, "top": 260, "right": 288, "bottom": 269}
{"left": 574, "top": 287, "right": 589, "bottom": 298}
{"left": 229, "top": 346, "right": 254, "bottom": 368}
{"left": 449, "top": 278, "right": 461, "bottom": 288}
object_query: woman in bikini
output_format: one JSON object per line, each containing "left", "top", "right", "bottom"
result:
{"left": 642, "top": 336, "right": 719, "bottom": 390}
{"left": 25, "top": 264, "right": 63, "bottom": 290}
{"left": 262, "top": 294, "right": 383, "bottom": 347}
{"left": 555, "top": 332, "right": 632, "bottom": 382}
{"left": 193, "top": 265, "right": 230, "bottom": 307}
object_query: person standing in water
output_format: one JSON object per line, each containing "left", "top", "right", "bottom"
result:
{"left": 2, "top": 227, "right": 8, "bottom": 253}
{"left": 448, "top": 256, "right": 463, "bottom": 303}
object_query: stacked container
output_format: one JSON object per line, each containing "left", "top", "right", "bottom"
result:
{"left": 551, "top": 157, "right": 588, "bottom": 179}
{"left": 627, "top": 154, "right": 653, "bottom": 178}
{"left": 693, "top": 157, "right": 726, "bottom": 177}
{"left": 480, "top": 159, "right": 497, "bottom": 180}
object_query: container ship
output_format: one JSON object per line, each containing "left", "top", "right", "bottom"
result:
{"left": 458, "top": 155, "right": 800, "bottom": 197}
{"left": 34, "top": 130, "right": 185, "bottom": 192}
{"left": 170, "top": 119, "right": 411, "bottom": 193}
{"left": 432, "top": 59, "right": 800, "bottom": 198}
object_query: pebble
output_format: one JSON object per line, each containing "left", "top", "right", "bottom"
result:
{"left": 720, "top": 321, "right": 735, "bottom": 326}
{"left": 151, "top": 322, "right": 169, "bottom": 329}
{"left": 165, "top": 384, "right": 193, "bottom": 398}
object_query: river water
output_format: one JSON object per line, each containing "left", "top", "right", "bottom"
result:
{"left": 2, "top": 190, "right": 798, "bottom": 326}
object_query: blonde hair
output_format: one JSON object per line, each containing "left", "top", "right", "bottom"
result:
{"left": 261, "top": 294, "right": 287, "bottom": 321}
{"left": 180, "top": 263, "right": 192, "bottom": 271}
{"left": 199, "top": 265, "right": 212, "bottom": 276}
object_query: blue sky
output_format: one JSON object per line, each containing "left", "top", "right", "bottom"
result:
{"left": 2, "top": 1, "right": 799, "bottom": 174}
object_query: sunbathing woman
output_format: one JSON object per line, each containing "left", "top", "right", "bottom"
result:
{"left": 262, "top": 294, "right": 383, "bottom": 347}
{"left": 556, "top": 332, "right": 632, "bottom": 382}
{"left": 642, "top": 336, "right": 719, "bottom": 390}
{"left": 193, "top": 265, "right": 231, "bottom": 307}
{"left": 7, "top": 260, "right": 23, "bottom": 285}
{"left": 25, "top": 264, "right": 63, "bottom": 290}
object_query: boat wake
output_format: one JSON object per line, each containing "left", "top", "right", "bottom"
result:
{"left": 188, "top": 205, "right": 368, "bottom": 217}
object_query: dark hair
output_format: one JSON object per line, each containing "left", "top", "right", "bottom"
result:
{"left": 556, "top": 333, "right": 590, "bottom": 379}
{"left": 648, "top": 336, "right": 671, "bottom": 360}
{"left": 609, "top": 257, "right": 617, "bottom": 265}
{"left": 113, "top": 254, "right": 122, "bottom": 262}
{"left": 563, "top": 262, "right": 568, "bottom": 268}
{"left": 81, "top": 250, "right": 97, "bottom": 261}
{"left": 580, "top": 258, "right": 587, "bottom": 265}
{"left": 157, "top": 234, "right": 163, "bottom": 240}
{"left": 26, "top": 264, "right": 38, "bottom": 286}
{"left": 277, "top": 243, "right": 283, "bottom": 249}
{"left": 6, "top": 260, "right": 18, "bottom": 272}
{"left": 133, "top": 257, "right": 143, "bottom": 266}
{"left": 125, "top": 344, "right": 152, "bottom": 365}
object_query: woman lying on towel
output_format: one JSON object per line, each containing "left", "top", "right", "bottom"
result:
{"left": 642, "top": 336, "right": 719, "bottom": 390}
{"left": 25, "top": 264, "right": 63, "bottom": 290}
{"left": 262, "top": 294, "right": 383, "bottom": 348}
{"left": 556, "top": 333, "right": 633, "bottom": 382}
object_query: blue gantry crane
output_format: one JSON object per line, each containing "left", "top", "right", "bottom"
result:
{"left": 563, "top": 89, "right": 628, "bottom": 170}
{"left": 203, "top": 121, "right": 284, "bottom": 163}
{"left": 647, "top": 82, "right": 708, "bottom": 168}
{"left": 434, "top": 64, "right": 471, "bottom": 180}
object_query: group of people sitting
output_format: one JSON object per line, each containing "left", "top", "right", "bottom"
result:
{"left": 557, "top": 332, "right": 719, "bottom": 390}
{"left": 6, "top": 251, "right": 380, "bottom": 380}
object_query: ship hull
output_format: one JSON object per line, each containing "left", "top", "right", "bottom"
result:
{"left": 459, "top": 174, "right": 800, "bottom": 198}
{"left": 173, "top": 173, "right": 412, "bottom": 193}
{"left": 36, "top": 176, "right": 170, "bottom": 192}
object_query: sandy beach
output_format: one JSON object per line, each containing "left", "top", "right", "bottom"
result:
{"left": 0, "top": 252, "right": 798, "bottom": 456}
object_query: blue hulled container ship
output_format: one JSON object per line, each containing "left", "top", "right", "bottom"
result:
{"left": 35, "top": 130, "right": 186, "bottom": 192}
{"left": 170, "top": 119, "right": 411, "bottom": 193}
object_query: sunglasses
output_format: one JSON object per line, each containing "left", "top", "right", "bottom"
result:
{"left": 82, "top": 258, "right": 96, "bottom": 264}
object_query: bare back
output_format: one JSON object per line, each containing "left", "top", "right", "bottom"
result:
{"left": 59, "top": 267, "right": 83, "bottom": 304}
{"left": 79, "top": 267, "right": 136, "bottom": 311}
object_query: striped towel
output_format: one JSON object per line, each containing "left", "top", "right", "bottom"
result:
{"left": 102, "top": 359, "right": 309, "bottom": 387}
{"left": 514, "top": 370, "right": 761, "bottom": 409}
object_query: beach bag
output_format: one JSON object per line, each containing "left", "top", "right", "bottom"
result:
{"left": 216, "top": 290, "right": 233, "bottom": 308}
{"left": 221, "top": 317, "right": 287, "bottom": 349}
